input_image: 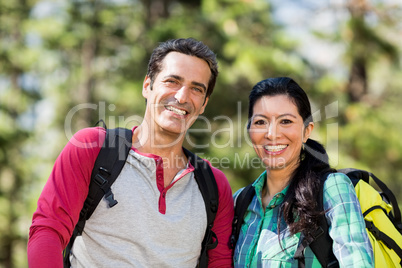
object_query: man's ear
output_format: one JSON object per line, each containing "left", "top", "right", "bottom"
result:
{"left": 199, "top": 96, "right": 209, "bottom": 115}
{"left": 142, "top": 76, "right": 151, "bottom": 98}
{"left": 303, "top": 122, "right": 314, "bottom": 143}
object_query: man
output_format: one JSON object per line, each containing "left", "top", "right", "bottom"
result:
{"left": 28, "top": 38, "right": 234, "bottom": 267}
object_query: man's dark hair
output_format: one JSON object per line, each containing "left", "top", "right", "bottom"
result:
{"left": 147, "top": 38, "right": 218, "bottom": 99}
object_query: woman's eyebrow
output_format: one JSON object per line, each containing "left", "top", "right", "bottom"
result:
{"left": 252, "top": 113, "right": 297, "bottom": 119}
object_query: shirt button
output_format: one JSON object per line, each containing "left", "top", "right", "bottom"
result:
{"left": 271, "top": 205, "right": 275, "bottom": 208}
{"left": 162, "top": 193, "right": 166, "bottom": 198}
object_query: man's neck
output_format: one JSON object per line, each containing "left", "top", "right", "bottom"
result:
{"left": 132, "top": 124, "right": 189, "bottom": 187}
{"left": 132, "top": 124, "right": 186, "bottom": 157}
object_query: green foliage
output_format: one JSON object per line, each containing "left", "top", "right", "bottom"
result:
{"left": 309, "top": 0, "right": 402, "bottom": 203}
{"left": 0, "top": 0, "right": 42, "bottom": 266}
{"left": 0, "top": 0, "right": 401, "bottom": 267}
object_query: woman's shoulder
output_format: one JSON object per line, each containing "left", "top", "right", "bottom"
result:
{"left": 323, "top": 172, "right": 353, "bottom": 188}
{"left": 322, "top": 172, "right": 357, "bottom": 203}
{"left": 233, "top": 187, "right": 245, "bottom": 201}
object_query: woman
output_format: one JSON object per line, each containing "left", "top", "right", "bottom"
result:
{"left": 234, "top": 77, "right": 373, "bottom": 267}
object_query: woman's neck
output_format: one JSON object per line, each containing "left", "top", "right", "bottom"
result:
{"left": 261, "top": 167, "right": 295, "bottom": 208}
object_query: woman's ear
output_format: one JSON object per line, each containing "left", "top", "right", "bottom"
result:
{"left": 303, "top": 122, "right": 314, "bottom": 143}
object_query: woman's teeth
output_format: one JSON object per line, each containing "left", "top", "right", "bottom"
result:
{"left": 264, "top": 145, "right": 287, "bottom": 152}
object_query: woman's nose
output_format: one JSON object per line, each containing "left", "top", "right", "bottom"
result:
{"left": 266, "top": 124, "right": 277, "bottom": 140}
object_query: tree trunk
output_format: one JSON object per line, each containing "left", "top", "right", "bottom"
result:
{"left": 347, "top": 57, "right": 367, "bottom": 102}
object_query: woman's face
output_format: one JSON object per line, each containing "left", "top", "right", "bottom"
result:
{"left": 249, "top": 94, "right": 313, "bottom": 171}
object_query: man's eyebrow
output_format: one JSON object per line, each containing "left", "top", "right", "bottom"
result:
{"left": 163, "top": 74, "right": 183, "bottom": 81}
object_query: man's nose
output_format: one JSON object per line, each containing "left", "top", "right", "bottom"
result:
{"left": 175, "top": 86, "right": 189, "bottom": 104}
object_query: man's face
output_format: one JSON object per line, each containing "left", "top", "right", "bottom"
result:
{"left": 142, "top": 52, "right": 211, "bottom": 138}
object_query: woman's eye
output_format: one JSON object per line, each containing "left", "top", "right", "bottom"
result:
{"left": 254, "top": 119, "right": 265, "bottom": 125}
{"left": 281, "top": 119, "right": 292, "bottom": 124}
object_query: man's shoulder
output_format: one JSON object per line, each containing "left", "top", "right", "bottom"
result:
{"left": 184, "top": 150, "right": 231, "bottom": 195}
{"left": 196, "top": 157, "right": 226, "bottom": 180}
{"left": 201, "top": 159, "right": 232, "bottom": 196}
{"left": 67, "top": 126, "right": 107, "bottom": 150}
{"left": 208, "top": 163, "right": 227, "bottom": 181}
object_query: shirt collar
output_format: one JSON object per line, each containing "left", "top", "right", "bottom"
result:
{"left": 252, "top": 170, "right": 289, "bottom": 208}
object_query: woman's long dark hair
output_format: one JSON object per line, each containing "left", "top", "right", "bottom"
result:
{"left": 248, "top": 77, "right": 334, "bottom": 236}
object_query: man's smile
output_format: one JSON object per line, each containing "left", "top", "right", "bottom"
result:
{"left": 165, "top": 105, "right": 188, "bottom": 116}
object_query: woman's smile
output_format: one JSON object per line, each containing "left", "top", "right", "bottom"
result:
{"left": 249, "top": 95, "right": 312, "bottom": 170}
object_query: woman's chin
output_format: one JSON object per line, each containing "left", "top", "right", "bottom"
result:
{"left": 262, "top": 157, "right": 286, "bottom": 169}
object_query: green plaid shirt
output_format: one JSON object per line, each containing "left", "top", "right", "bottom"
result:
{"left": 233, "top": 172, "right": 373, "bottom": 268}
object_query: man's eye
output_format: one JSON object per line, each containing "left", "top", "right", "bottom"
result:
{"left": 193, "top": 87, "right": 203, "bottom": 93}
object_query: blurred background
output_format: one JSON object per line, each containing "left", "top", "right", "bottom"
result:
{"left": 1, "top": 0, "right": 401, "bottom": 266}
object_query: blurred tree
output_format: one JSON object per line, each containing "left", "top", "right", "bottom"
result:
{"left": 1, "top": 0, "right": 401, "bottom": 267}
{"left": 299, "top": 0, "right": 402, "bottom": 201}
{"left": 35, "top": 0, "right": 148, "bottom": 132}
{"left": 341, "top": 0, "right": 402, "bottom": 198}
{"left": 0, "top": 0, "right": 41, "bottom": 267}
{"left": 345, "top": 0, "right": 398, "bottom": 103}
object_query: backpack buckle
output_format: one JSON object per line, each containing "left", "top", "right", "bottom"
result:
{"left": 104, "top": 189, "right": 118, "bottom": 208}
{"left": 94, "top": 167, "right": 110, "bottom": 186}
{"left": 365, "top": 221, "right": 380, "bottom": 238}
{"left": 94, "top": 174, "right": 107, "bottom": 186}
{"left": 311, "top": 226, "right": 324, "bottom": 239}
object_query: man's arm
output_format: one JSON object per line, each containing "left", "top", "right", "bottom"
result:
{"left": 207, "top": 166, "right": 234, "bottom": 267}
{"left": 28, "top": 127, "right": 106, "bottom": 267}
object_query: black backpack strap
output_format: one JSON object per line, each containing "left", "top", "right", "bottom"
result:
{"left": 63, "top": 127, "right": 132, "bottom": 267}
{"left": 230, "top": 184, "right": 255, "bottom": 249}
{"left": 365, "top": 220, "right": 402, "bottom": 262}
{"left": 183, "top": 148, "right": 219, "bottom": 268}
{"left": 339, "top": 168, "right": 402, "bottom": 232}
{"left": 295, "top": 172, "right": 339, "bottom": 268}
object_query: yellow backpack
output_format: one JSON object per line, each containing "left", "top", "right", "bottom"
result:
{"left": 355, "top": 175, "right": 402, "bottom": 267}
{"left": 306, "top": 168, "right": 402, "bottom": 267}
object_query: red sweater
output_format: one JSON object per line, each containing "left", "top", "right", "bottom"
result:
{"left": 28, "top": 127, "right": 234, "bottom": 267}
